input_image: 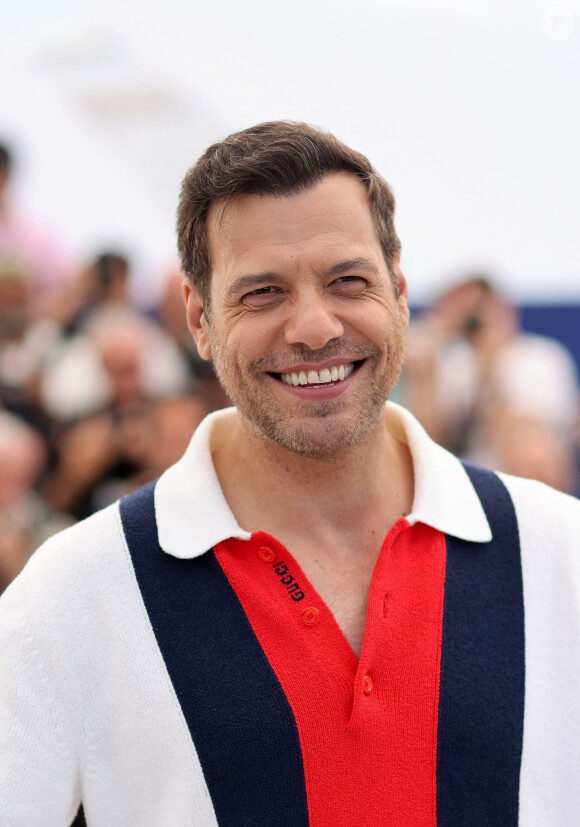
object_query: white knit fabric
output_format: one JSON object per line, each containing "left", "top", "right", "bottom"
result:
{"left": 0, "top": 505, "right": 218, "bottom": 826}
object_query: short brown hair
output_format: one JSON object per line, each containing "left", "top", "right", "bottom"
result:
{"left": 176, "top": 121, "right": 400, "bottom": 308}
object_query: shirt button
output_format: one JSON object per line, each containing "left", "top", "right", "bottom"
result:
{"left": 362, "top": 674, "right": 373, "bottom": 695}
{"left": 258, "top": 546, "right": 276, "bottom": 562}
{"left": 301, "top": 607, "right": 320, "bottom": 626}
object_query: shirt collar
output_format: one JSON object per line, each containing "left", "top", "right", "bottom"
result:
{"left": 154, "top": 403, "right": 491, "bottom": 560}
{"left": 387, "top": 403, "right": 492, "bottom": 542}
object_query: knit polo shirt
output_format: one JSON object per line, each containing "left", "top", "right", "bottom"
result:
{"left": 1, "top": 403, "right": 579, "bottom": 825}
{"left": 121, "top": 454, "right": 522, "bottom": 826}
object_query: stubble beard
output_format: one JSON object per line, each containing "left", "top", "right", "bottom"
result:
{"left": 208, "top": 329, "right": 406, "bottom": 459}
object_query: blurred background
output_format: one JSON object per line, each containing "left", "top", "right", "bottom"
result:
{"left": 1, "top": 0, "right": 579, "bottom": 594}
{"left": 1, "top": 0, "right": 579, "bottom": 304}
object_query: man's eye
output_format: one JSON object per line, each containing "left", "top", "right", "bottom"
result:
{"left": 331, "top": 276, "right": 367, "bottom": 290}
{"left": 242, "top": 286, "right": 282, "bottom": 307}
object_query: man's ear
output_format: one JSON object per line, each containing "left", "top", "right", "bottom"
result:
{"left": 392, "top": 249, "right": 410, "bottom": 327}
{"left": 182, "top": 279, "right": 212, "bottom": 360}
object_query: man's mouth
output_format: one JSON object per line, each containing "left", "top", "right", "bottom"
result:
{"left": 276, "top": 361, "right": 358, "bottom": 387}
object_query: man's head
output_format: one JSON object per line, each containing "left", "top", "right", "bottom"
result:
{"left": 177, "top": 124, "right": 409, "bottom": 458}
{"left": 177, "top": 121, "right": 400, "bottom": 315}
{"left": 434, "top": 274, "right": 517, "bottom": 348}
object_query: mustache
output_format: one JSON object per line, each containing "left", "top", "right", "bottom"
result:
{"left": 250, "top": 339, "right": 382, "bottom": 374}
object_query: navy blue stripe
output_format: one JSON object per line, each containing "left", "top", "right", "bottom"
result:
{"left": 436, "top": 463, "right": 525, "bottom": 826}
{"left": 120, "top": 482, "right": 309, "bottom": 827}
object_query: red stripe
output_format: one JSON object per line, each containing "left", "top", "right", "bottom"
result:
{"left": 216, "top": 520, "right": 446, "bottom": 826}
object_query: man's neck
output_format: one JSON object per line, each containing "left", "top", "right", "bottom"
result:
{"left": 211, "top": 406, "right": 413, "bottom": 658}
{"left": 212, "top": 407, "right": 414, "bottom": 556}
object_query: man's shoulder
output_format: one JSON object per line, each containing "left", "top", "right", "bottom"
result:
{"left": 497, "top": 471, "right": 580, "bottom": 554}
{"left": 2, "top": 500, "right": 130, "bottom": 614}
{"left": 498, "top": 470, "right": 580, "bottom": 515}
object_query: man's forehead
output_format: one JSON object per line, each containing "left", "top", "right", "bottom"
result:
{"left": 206, "top": 172, "right": 374, "bottom": 249}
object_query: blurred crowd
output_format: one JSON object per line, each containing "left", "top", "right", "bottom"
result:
{"left": 1, "top": 140, "right": 579, "bottom": 596}
{"left": 0, "top": 141, "right": 230, "bottom": 594}
{"left": 397, "top": 276, "right": 580, "bottom": 497}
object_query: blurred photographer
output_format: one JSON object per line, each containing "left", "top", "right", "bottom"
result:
{"left": 402, "top": 275, "right": 579, "bottom": 491}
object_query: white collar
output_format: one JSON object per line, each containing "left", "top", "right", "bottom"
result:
{"left": 154, "top": 403, "right": 491, "bottom": 560}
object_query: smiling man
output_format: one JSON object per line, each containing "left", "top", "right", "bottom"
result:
{"left": 1, "top": 122, "right": 580, "bottom": 826}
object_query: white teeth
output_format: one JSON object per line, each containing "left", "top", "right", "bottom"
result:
{"left": 280, "top": 362, "right": 355, "bottom": 385}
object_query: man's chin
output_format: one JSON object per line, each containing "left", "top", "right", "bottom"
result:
{"left": 243, "top": 407, "right": 385, "bottom": 459}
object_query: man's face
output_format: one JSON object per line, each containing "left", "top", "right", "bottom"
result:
{"left": 184, "top": 172, "right": 409, "bottom": 457}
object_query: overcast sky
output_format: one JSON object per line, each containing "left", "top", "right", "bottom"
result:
{"left": 1, "top": 0, "right": 578, "bottom": 304}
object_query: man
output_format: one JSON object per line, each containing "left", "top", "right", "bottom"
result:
{"left": 1, "top": 122, "right": 579, "bottom": 825}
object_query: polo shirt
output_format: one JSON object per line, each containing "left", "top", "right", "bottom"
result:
{"left": 1, "top": 403, "right": 579, "bottom": 826}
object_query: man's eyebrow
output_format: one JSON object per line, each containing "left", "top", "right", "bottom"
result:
{"left": 325, "top": 258, "right": 379, "bottom": 277}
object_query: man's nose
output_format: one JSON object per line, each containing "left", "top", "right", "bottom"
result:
{"left": 283, "top": 294, "right": 344, "bottom": 350}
